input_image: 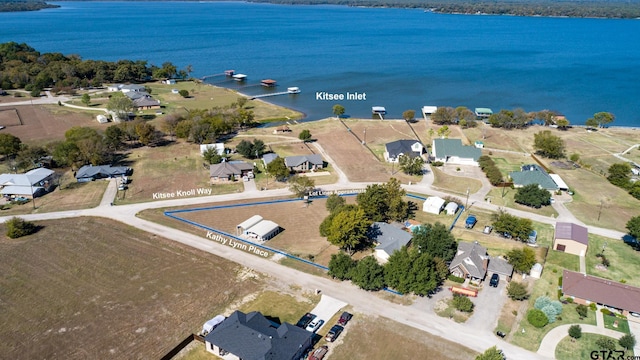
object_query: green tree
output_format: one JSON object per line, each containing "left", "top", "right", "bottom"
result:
{"left": 236, "top": 139, "right": 265, "bottom": 159}
{"left": 327, "top": 251, "right": 356, "bottom": 280}
{"left": 568, "top": 325, "right": 582, "bottom": 339}
{"left": 576, "top": 304, "right": 588, "bottom": 318}
{"left": 104, "top": 125, "right": 125, "bottom": 150}
{"left": 527, "top": 308, "right": 549, "bottom": 328}
{"left": 383, "top": 247, "right": 414, "bottom": 293}
{"left": 534, "top": 130, "right": 565, "bottom": 158}
{"left": 266, "top": 156, "right": 289, "bottom": 182}
{"left": 412, "top": 222, "right": 457, "bottom": 261}
{"left": 15, "top": 145, "right": 48, "bottom": 171}
{"left": 357, "top": 183, "right": 389, "bottom": 222}
{"left": 507, "top": 247, "right": 537, "bottom": 274}
{"left": 596, "top": 337, "right": 616, "bottom": 351}
{"left": 81, "top": 93, "right": 91, "bottom": 106}
{"left": 383, "top": 178, "right": 411, "bottom": 222}
{"left": 585, "top": 117, "right": 599, "bottom": 129}
{"left": 288, "top": 175, "right": 315, "bottom": 198}
{"left": 107, "top": 92, "right": 134, "bottom": 122}
{"left": 452, "top": 294, "right": 474, "bottom": 312}
{"left": 626, "top": 216, "right": 640, "bottom": 240}
{"left": 332, "top": 104, "right": 345, "bottom": 119}
{"left": 619, "top": 334, "right": 636, "bottom": 350}
{"left": 593, "top": 111, "right": 615, "bottom": 127}
{"left": 327, "top": 207, "right": 371, "bottom": 254}
{"left": 475, "top": 346, "right": 504, "bottom": 360}
{"left": 135, "top": 122, "right": 157, "bottom": 146}
{"left": 431, "top": 106, "right": 456, "bottom": 125}
{"left": 402, "top": 109, "right": 415, "bottom": 121}
{"left": 51, "top": 140, "right": 81, "bottom": 167}
{"left": 0, "top": 133, "right": 22, "bottom": 159}
{"left": 202, "top": 147, "right": 224, "bottom": 165}
{"left": 506, "top": 281, "right": 529, "bottom": 300}
{"left": 437, "top": 125, "right": 451, "bottom": 138}
{"left": 349, "top": 256, "right": 385, "bottom": 291}
{"left": 492, "top": 210, "right": 533, "bottom": 242}
{"left": 514, "top": 183, "right": 552, "bottom": 208}
{"left": 326, "top": 193, "right": 346, "bottom": 214}
{"left": 607, "top": 163, "right": 631, "bottom": 188}
{"left": 178, "top": 89, "right": 189, "bottom": 98}
{"left": 5, "top": 217, "right": 38, "bottom": 238}
{"left": 398, "top": 154, "right": 424, "bottom": 176}
{"left": 298, "top": 129, "right": 312, "bottom": 142}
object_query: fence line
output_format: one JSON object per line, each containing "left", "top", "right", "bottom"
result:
{"left": 160, "top": 333, "right": 204, "bottom": 360}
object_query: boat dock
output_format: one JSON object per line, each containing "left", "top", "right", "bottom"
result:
{"left": 250, "top": 91, "right": 293, "bottom": 99}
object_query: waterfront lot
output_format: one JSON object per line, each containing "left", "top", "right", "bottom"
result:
{"left": 0, "top": 217, "right": 260, "bottom": 359}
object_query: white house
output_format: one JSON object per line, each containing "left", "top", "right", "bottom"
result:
{"left": 163, "top": 79, "right": 176, "bottom": 85}
{"left": 384, "top": 140, "right": 424, "bottom": 163}
{"left": 423, "top": 196, "right": 446, "bottom": 215}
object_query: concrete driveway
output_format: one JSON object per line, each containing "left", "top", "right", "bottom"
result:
{"left": 628, "top": 319, "right": 640, "bottom": 356}
{"left": 466, "top": 280, "right": 507, "bottom": 333}
{"left": 308, "top": 295, "right": 348, "bottom": 332}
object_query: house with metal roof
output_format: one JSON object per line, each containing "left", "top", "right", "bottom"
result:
{"left": 432, "top": 138, "right": 482, "bottom": 166}
{"left": 0, "top": 168, "right": 55, "bottom": 198}
{"left": 509, "top": 164, "right": 559, "bottom": 191}
{"left": 200, "top": 143, "right": 225, "bottom": 156}
{"left": 553, "top": 222, "right": 589, "bottom": 256}
{"left": 76, "top": 165, "right": 131, "bottom": 182}
{"left": 474, "top": 107, "right": 493, "bottom": 120}
{"left": 204, "top": 310, "right": 312, "bottom": 360}
{"left": 384, "top": 140, "right": 424, "bottom": 163}
{"left": 369, "top": 222, "right": 412, "bottom": 263}
{"left": 422, "top": 196, "right": 445, "bottom": 215}
{"left": 562, "top": 270, "right": 640, "bottom": 315}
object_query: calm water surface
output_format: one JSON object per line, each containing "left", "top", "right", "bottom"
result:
{"left": 1, "top": 2, "right": 639, "bottom": 125}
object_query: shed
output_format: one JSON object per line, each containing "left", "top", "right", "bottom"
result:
{"left": 530, "top": 263, "right": 543, "bottom": 279}
{"left": 202, "top": 315, "right": 226, "bottom": 335}
{"left": 553, "top": 222, "right": 588, "bottom": 256}
{"left": 245, "top": 220, "right": 280, "bottom": 241}
{"left": 422, "top": 196, "right": 445, "bottom": 215}
{"left": 96, "top": 114, "right": 108, "bottom": 123}
{"left": 237, "top": 215, "right": 263, "bottom": 234}
{"left": 444, "top": 202, "right": 459, "bottom": 215}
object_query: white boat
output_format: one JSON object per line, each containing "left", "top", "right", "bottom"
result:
{"left": 287, "top": 87, "right": 300, "bottom": 94}
{"left": 232, "top": 74, "right": 247, "bottom": 81}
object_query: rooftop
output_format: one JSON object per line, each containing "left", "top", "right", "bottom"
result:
{"left": 555, "top": 222, "right": 589, "bottom": 245}
{"left": 563, "top": 270, "right": 640, "bottom": 314}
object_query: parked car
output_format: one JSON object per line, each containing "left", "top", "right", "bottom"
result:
{"left": 296, "top": 313, "right": 316, "bottom": 328}
{"left": 325, "top": 324, "right": 344, "bottom": 342}
{"left": 630, "top": 312, "right": 640, "bottom": 318}
{"left": 338, "top": 311, "right": 352, "bottom": 326}
{"left": 489, "top": 273, "right": 499, "bottom": 287}
{"left": 465, "top": 215, "right": 477, "bottom": 229}
{"left": 483, "top": 226, "right": 493, "bottom": 234}
{"left": 305, "top": 318, "right": 324, "bottom": 333}
{"left": 308, "top": 346, "right": 328, "bottom": 360}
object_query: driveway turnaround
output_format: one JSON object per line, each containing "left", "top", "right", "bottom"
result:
{"left": 537, "top": 323, "right": 627, "bottom": 358}
{"left": 308, "top": 295, "right": 348, "bottom": 332}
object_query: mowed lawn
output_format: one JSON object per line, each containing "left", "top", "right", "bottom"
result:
{"left": 115, "top": 141, "right": 243, "bottom": 204}
{"left": 0, "top": 217, "right": 261, "bottom": 359}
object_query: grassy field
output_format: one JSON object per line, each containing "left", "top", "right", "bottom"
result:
{"left": 603, "top": 314, "right": 631, "bottom": 334}
{"left": 330, "top": 315, "right": 479, "bottom": 360}
{"left": 585, "top": 234, "right": 640, "bottom": 287}
{"left": 555, "top": 333, "right": 633, "bottom": 360}
{"left": 0, "top": 217, "right": 261, "bottom": 359}
{"left": 431, "top": 167, "right": 483, "bottom": 196}
{"left": 237, "top": 290, "right": 319, "bottom": 326}
{"left": 484, "top": 187, "right": 558, "bottom": 217}
{"left": 145, "top": 81, "right": 304, "bottom": 122}
{"left": 113, "top": 141, "right": 243, "bottom": 204}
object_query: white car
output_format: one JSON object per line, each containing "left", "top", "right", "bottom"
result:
{"left": 630, "top": 312, "right": 640, "bottom": 318}
{"left": 305, "top": 318, "right": 324, "bottom": 333}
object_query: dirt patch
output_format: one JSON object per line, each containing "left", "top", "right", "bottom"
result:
{"left": 550, "top": 161, "right": 573, "bottom": 169}
{"left": 0, "top": 217, "right": 261, "bottom": 359}
{"left": 0, "top": 105, "right": 102, "bottom": 143}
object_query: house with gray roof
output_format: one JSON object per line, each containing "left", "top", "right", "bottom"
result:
{"left": 210, "top": 161, "right": 253, "bottom": 182}
{"left": 553, "top": 222, "right": 589, "bottom": 256}
{"left": 509, "top": 164, "right": 559, "bottom": 191}
{"left": 384, "top": 140, "right": 424, "bottom": 163}
{"left": 284, "top": 154, "right": 324, "bottom": 172}
{"left": 449, "top": 241, "right": 489, "bottom": 282}
{"left": 204, "top": 310, "right": 312, "bottom": 360}
{"left": 488, "top": 256, "right": 514, "bottom": 281}
{"left": 432, "top": 138, "right": 481, "bottom": 166}
{"left": 369, "top": 222, "right": 412, "bottom": 263}
{"left": 0, "top": 168, "right": 55, "bottom": 198}
{"left": 262, "top": 153, "right": 279, "bottom": 166}
{"left": 76, "top": 165, "right": 131, "bottom": 182}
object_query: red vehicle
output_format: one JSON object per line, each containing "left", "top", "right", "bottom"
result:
{"left": 308, "top": 346, "right": 328, "bottom": 360}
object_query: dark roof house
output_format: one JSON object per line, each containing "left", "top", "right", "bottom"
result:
{"left": 76, "top": 165, "right": 131, "bottom": 182}
{"left": 449, "top": 241, "right": 489, "bottom": 281}
{"left": 284, "top": 154, "right": 324, "bottom": 172}
{"left": 369, "top": 222, "right": 412, "bottom": 262}
{"left": 562, "top": 270, "right": 640, "bottom": 314}
{"left": 210, "top": 161, "right": 253, "bottom": 182}
{"left": 384, "top": 140, "right": 424, "bottom": 163}
{"left": 204, "top": 310, "right": 312, "bottom": 360}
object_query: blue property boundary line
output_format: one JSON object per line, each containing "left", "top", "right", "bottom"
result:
{"left": 163, "top": 192, "right": 457, "bottom": 296}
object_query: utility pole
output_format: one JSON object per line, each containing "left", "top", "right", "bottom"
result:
{"left": 363, "top": 128, "right": 366, "bottom": 145}
{"left": 465, "top": 187, "right": 470, "bottom": 211}
{"left": 597, "top": 199, "right": 604, "bottom": 221}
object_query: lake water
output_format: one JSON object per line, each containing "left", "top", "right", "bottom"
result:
{"left": 1, "top": 1, "right": 639, "bottom": 126}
